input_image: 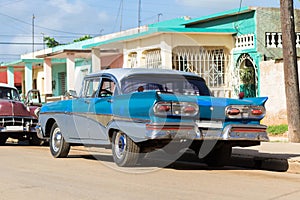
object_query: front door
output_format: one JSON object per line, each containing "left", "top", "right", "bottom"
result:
{"left": 69, "top": 77, "right": 101, "bottom": 140}
{"left": 87, "top": 77, "right": 115, "bottom": 141}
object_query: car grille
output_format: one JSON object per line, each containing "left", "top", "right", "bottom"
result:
{"left": 0, "top": 117, "right": 38, "bottom": 127}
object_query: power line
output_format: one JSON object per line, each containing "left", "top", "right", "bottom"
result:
{"left": 0, "top": 11, "right": 97, "bottom": 36}
{"left": 0, "top": 42, "right": 44, "bottom": 45}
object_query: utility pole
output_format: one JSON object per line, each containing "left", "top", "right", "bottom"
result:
{"left": 138, "top": 0, "right": 141, "bottom": 30}
{"left": 32, "top": 14, "right": 35, "bottom": 58}
{"left": 158, "top": 13, "right": 163, "bottom": 22}
{"left": 280, "top": 0, "right": 300, "bottom": 142}
{"left": 119, "top": 0, "right": 123, "bottom": 32}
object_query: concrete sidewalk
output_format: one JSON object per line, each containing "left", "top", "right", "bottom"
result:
{"left": 231, "top": 137, "right": 300, "bottom": 173}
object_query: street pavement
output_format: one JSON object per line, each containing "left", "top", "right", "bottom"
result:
{"left": 231, "top": 136, "right": 300, "bottom": 173}
{"left": 6, "top": 136, "right": 300, "bottom": 173}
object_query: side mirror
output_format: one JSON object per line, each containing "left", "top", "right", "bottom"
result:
{"left": 25, "top": 89, "right": 42, "bottom": 106}
{"left": 65, "top": 90, "right": 78, "bottom": 98}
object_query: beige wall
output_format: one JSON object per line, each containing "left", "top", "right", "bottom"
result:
{"left": 260, "top": 60, "right": 300, "bottom": 125}
{"left": 125, "top": 33, "right": 235, "bottom": 52}
{"left": 33, "top": 68, "right": 45, "bottom": 101}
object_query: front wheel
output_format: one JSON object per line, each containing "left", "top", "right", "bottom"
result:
{"left": 50, "top": 122, "right": 70, "bottom": 158}
{"left": 0, "top": 135, "right": 7, "bottom": 145}
{"left": 112, "top": 131, "right": 140, "bottom": 167}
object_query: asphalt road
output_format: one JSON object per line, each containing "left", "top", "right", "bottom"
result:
{"left": 1, "top": 144, "right": 300, "bottom": 200}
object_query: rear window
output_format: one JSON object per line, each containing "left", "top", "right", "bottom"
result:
{"left": 0, "top": 87, "right": 21, "bottom": 101}
{"left": 121, "top": 74, "right": 211, "bottom": 96}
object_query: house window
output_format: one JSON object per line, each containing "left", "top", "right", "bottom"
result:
{"left": 172, "top": 47, "right": 229, "bottom": 88}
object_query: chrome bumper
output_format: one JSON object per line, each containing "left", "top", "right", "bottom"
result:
{"left": 145, "top": 123, "right": 269, "bottom": 142}
{"left": 35, "top": 124, "right": 47, "bottom": 139}
{"left": 0, "top": 126, "right": 36, "bottom": 133}
{"left": 200, "top": 124, "right": 269, "bottom": 141}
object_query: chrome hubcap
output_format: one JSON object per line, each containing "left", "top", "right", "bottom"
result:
{"left": 52, "top": 127, "right": 62, "bottom": 152}
{"left": 114, "top": 132, "right": 126, "bottom": 159}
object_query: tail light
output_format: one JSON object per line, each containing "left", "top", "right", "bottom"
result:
{"left": 225, "top": 105, "right": 265, "bottom": 119}
{"left": 153, "top": 102, "right": 199, "bottom": 117}
{"left": 251, "top": 108, "right": 263, "bottom": 115}
{"left": 226, "top": 108, "right": 240, "bottom": 115}
{"left": 156, "top": 103, "right": 171, "bottom": 112}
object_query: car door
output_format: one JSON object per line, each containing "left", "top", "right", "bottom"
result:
{"left": 87, "top": 77, "right": 115, "bottom": 141}
{"left": 69, "top": 77, "right": 101, "bottom": 140}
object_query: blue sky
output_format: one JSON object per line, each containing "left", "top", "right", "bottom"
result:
{"left": 1, "top": 0, "right": 300, "bottom": 63}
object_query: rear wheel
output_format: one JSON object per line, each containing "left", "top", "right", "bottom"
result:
{"left": 0, "top": 135, "right": 7, "bottom": 145}
{"left": 112, "top": 131, "right": 140, "bottom": 167}
{"left": 50, "top": 122, "right": 70, "bottom": 158}
{"left": 204, "top": 144, "right": 232, "bottom": 167}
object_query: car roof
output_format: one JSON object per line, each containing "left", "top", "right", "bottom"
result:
{"left": 0, "top": 83, "right": 18, "bottom": 90}
{"left": 85, "top": 68, "right": 201, "bottom": 82}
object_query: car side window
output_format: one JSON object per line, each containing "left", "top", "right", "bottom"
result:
{"left": 82, "top": 78, "right": 101, "bottom": 98}
{"left": 99, "top": 78, "right": 115, "bottom": 97}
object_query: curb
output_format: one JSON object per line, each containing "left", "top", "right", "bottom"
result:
{"left": 231, "top": 152, "right": 300, "bottom": 174}
{"left": 287, "top": 159, "right": 300, "bottom": 174}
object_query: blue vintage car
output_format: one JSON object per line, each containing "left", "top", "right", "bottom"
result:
{"left": 36, "top": 68, "right": 268, "bottom": 167}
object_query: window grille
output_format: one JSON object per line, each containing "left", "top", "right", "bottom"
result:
{"left": 172, "top": 47, "right": 229, "bottom": 88}
{"left": 144, "top": 49, "right": 162, "bottom": 68}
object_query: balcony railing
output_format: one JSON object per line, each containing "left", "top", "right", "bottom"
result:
{"left": 266, "top": 32, "right": 300, "bottom": 48}
{"left": 235, "top": 34, "right": 255, "bottom": 50}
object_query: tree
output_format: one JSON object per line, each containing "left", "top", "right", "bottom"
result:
{"left": 280, "top": 0, "right": 300, "bottom": 142}
{"left": 73, "top": 35, "right": 92, "bottom": 43}
{"left": 44, "top": 36, "right": 60, "bottom": 48}
{"left": 43, "top": 35, "right": 92, "bottom": 48}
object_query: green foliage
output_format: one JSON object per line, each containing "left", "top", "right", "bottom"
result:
{"left": 73, "top": 35, "right": 92, "bottom": 43}
{"left": 44, "top": 36, "right": 60, "bottom": 48}
{"left": 43, "top": 35, "right": 92, "bottom": 48}
{"left": 267, "top": 124, "right": 288, "bottom": 135}
{"left": 240, "top": 67, "right": 254, "bottom": 84}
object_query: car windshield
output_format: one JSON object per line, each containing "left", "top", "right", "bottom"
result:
{"left": 121, "top": 74, "right": 211, "bottom": 96}
{"left": 0, "top": 87, "right": 21, "bottom": 101}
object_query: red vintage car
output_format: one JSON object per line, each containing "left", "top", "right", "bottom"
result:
{"left": 0, "top": 83, "right": 43, "bottom": 145}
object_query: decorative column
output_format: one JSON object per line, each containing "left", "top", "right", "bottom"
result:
{"left": 24, "top": 62, "right": 33, "bottom": 93}
{"left": 7, "top": 66, "right": 14, "bottom": 87}
{"left": 160, "top": 34, "right": 173, "bottom": 70}
{"left": 92, "top": 48, "right": 101, "bottom": 72}
{"left": 66, "top": 53, "right": 75, "bottom": 91}
{"left": 43, "top": 58, "right": 52, "bottom": 96}
{"left": 136, "top": 50, "right": 142, "bottom": 68}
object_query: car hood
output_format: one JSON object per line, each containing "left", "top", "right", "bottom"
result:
{"left": 0, "top": 99, "right": 34, "bottom": 117}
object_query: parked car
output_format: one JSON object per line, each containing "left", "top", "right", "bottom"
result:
{"left": 0, "top": 83, "right": 43, "bottom": 145}
{"left": 36, "top": 68, "right": 268, "bottom": 167}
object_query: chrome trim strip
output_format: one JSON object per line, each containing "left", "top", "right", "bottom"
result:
{"left": 196, "top": 120, "right": 223, "bottom": 129}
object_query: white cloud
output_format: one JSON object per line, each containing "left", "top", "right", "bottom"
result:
{"left": 48, "top": 0, "right": 84, "bottom": 14}
{"left": 97, "top": 11, "right": 110, "bottom": 23}
{"left": 175, "top": 0, "right": 243, "bottom": 11}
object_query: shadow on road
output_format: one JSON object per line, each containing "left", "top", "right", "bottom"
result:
{"left": 3, "top": 142, "right": 298, "bottom": 172}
